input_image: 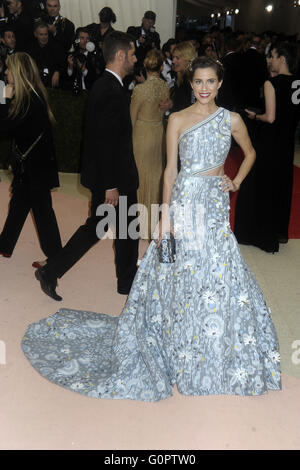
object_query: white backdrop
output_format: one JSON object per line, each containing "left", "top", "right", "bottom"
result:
{"left": 59, "top": 0, "right": 178, "bottom": 46}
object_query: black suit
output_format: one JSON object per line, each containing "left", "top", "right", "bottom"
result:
{"left": 217, "top": 51, "right": 243, "bottom": 111}
{"left": 44, "top": 71, "right": 139, "bottom": 293}
{"left": 85, "top": 24, "right": 115, "bottom": 48}
{"left": 6, "top": 9, "right": 33, "bottom": 50}
{"left": 126, "top": 25, "right": 160, "bottom": 68}
{"left": 48, "top": 15, "right": 75, "bottom": 53}
{"left": 240, "top": 48, "right": 268, "bottom": 110}
{"left": 0, "top": 92, "right": 61, "bottom": 257}
{"left": 27, "top": 38, "right": 65, "bottom": 87}
{"left": 63, "top": 51, "right": 99, "bottom": 91}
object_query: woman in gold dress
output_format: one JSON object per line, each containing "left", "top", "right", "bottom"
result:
{"left": 130, "top": 50, "right": 170, "bottom": 240}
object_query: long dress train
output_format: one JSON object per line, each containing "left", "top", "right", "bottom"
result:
{"left": 22, "top": 108, "right": 281, "bottom": 401}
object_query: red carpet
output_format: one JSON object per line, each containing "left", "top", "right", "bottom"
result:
{"left": 225, "top": 148, "right": 300, "bottom": 239}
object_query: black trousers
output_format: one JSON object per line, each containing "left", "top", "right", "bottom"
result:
{"left": 0, "top": 178, "right": 62, "bottom": 257}
{"left": 44, "top": 189, "right": 139, "bottom": 292}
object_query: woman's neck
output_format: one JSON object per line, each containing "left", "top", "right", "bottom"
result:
{"left": 147, "top": 71, "right": 160, "bottom": 79}
{"left": 193, "top": 101, "right": 218, "bottom": 116}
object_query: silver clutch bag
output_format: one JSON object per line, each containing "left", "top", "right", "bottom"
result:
{"left": 158, "top": 233, "right": 176, "bottom": 263}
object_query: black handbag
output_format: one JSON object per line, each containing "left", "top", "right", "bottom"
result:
{"left": 10, "top": 132, "right": 44, "bottom": 179}
{"left": 158, "top": 232, "right": 176, "bottom": 263}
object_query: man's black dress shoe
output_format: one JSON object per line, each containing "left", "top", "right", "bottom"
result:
{"left": 35, "top": 267, "right": 62, "bottom": 301}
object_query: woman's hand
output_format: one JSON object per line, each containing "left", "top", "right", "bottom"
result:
{"left": 159, "top": 98, "right": 173, "bottom": 112}
{"left": 135, "top": 72, "right": 145, "bottom": 83}
{"left": 245, "top": 109, "right": 256, "bottom": 120}
{"left": 153, "top": 217, "right": 174, "bottom": 248}
{"left": 220, "top": 174, "right": 239, "bottom": 192}
{"left": 104, "top": 189, "right": 119, "bottom": 207}
{"left": 51, "top": 71, "right": 60, "bottom": 88}
{"left": 5, "top": 84, "right": 15, "bottom": 99}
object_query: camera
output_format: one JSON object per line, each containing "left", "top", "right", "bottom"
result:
{"left": 141, "top": 27, "right": 156, "bottom": 49}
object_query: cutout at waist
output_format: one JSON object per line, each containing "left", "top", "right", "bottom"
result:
{"left": 189, "top": 164, "right": 225, "bottom": 177}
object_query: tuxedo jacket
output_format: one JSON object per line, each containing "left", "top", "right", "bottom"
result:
{"left": 80, "top": 71, "right": 139, "bottom": 194}
{"left": 0, "top": 92, "right": 59, "bottom": 189}
{"left": 63, "top": 51, "right": 99, "bottom": 91}
{"left": 240, "top": 48, "right": 268, "bottom": 109}
{"left": 6, "top": 10, "right": 33, "bottom": 50}
{"left": 217, "top": 52, "right": 244, "bottom": 111}
{"left": 126, "top": 25, "right": 160, "bottom": 66}
{"left": 85, "top": 24, "right": 115, "bottom": 47}
{"left": 27, "top": 38, "right": 65, "bottom": 79}
{"left": 49, "top": 16, "right": 75, "bottom": 53}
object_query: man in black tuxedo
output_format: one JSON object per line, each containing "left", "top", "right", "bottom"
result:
{"left": 35, "top": 31, "right": 140, "bottom": 301}
{"left": 0, "top": 27, "right": 18, "bottom": 81}
{"left": 233, "top": 35, "right": 268, "bottom": 246}
{"left": 240, "top": 35, "right": 268, "bottom": 112}
{"left": 217, "top": 36, "right": 243, "bottom": 112}
{"left": 27, "top": 21, "right": 65, "bottom": 87}
{"left": 1, "top": 0, "right": 33, "bottom": 49}
{"left": 64, "top": 28, "right": 99, "bottom": 91}
{"left": 45, "top": 0, "right": 75, "bottom": 53}
{"left": 127, "top": 10, "right": 160, "bottom": 71}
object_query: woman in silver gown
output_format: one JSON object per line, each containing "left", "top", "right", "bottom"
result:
{"left": 22, "top": 57, "right": 281, "bottom": 401}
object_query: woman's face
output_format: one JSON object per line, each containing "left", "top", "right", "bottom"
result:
{"left": 5, "top": 66, "right": 14, "bottom": 85}
{"left": 172, "top": 52, "right": 187, "bottom": 73}
{"left": 191, "top": 67, "right": 222, "bottom": 104}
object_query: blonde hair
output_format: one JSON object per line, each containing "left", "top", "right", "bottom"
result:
{"left": 144, "top": 49, "right": 164, "bottom": 72}
{"left": 6, "top": 52, "right": 55, "bottom": 124}
{"left": 173, "top": 41, "right": 197, "bottom": 84}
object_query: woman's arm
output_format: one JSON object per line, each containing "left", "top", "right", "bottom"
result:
{"left": 229, "top": 112, "right": 256, "bottom": 191}
{"left": 245, "top": 80, "right": 276, "bottom": 124}
{"left": 156, "top": 113, "right": 180, "bottom": 243}
{"left": 130, "top": 86, "right": 142, "bottom": 129}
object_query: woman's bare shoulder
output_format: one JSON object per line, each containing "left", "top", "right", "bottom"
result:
{"left": 230, "top": 111, "right": 243, "bottom": 128}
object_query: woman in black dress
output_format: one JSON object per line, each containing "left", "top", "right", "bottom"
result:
{"left": 171, "top": 41, "right": 197, "bottom": 113}
{"left": 237, "top": 42, "right": 300, "bottom": 252}
{"left": 0, "top": 52, "right": 62, "bottom": 262}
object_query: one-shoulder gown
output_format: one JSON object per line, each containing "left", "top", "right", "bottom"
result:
{"left": 22, "top": 108, "right": 281, "bottom": 401}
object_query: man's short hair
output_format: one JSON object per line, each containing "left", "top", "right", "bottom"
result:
{"left": 144, "top": 11, "right": 156, "bottom": 22}
{"left": 102, "top": 31, "right": 134, "bottom": 64}
{"left": 34, "top": 21, "right": 49, "bottom": 32}
{"left": 75, "top": 27, "right": 89, "bottom": 38}
{"left": 0, "top": 26, "right": 15, "bottom": 39}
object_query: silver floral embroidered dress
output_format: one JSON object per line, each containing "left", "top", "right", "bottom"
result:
{"left": 22, "top": 108, "right": 281, "bottom": 401}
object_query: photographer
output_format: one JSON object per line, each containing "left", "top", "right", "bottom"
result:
{"left": 26, "top": 21, "right": 65, "bottom": 88}
{"left": 0, "top": 26, "right": 17, "bottom": 79}
{"left": 127, "top": 11, "right": 161, "bottom": 70}
{"left": 85, "top": 6, "right": 116, "bottom": 51}
{"left": 44, "top": 0, "right": 75, "bottom": 54}
{"left": 0, "top": 0, "right": 33, "bottom": 50}
{"left": 65, "top": 27, "right": 98, "bottom": 92}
